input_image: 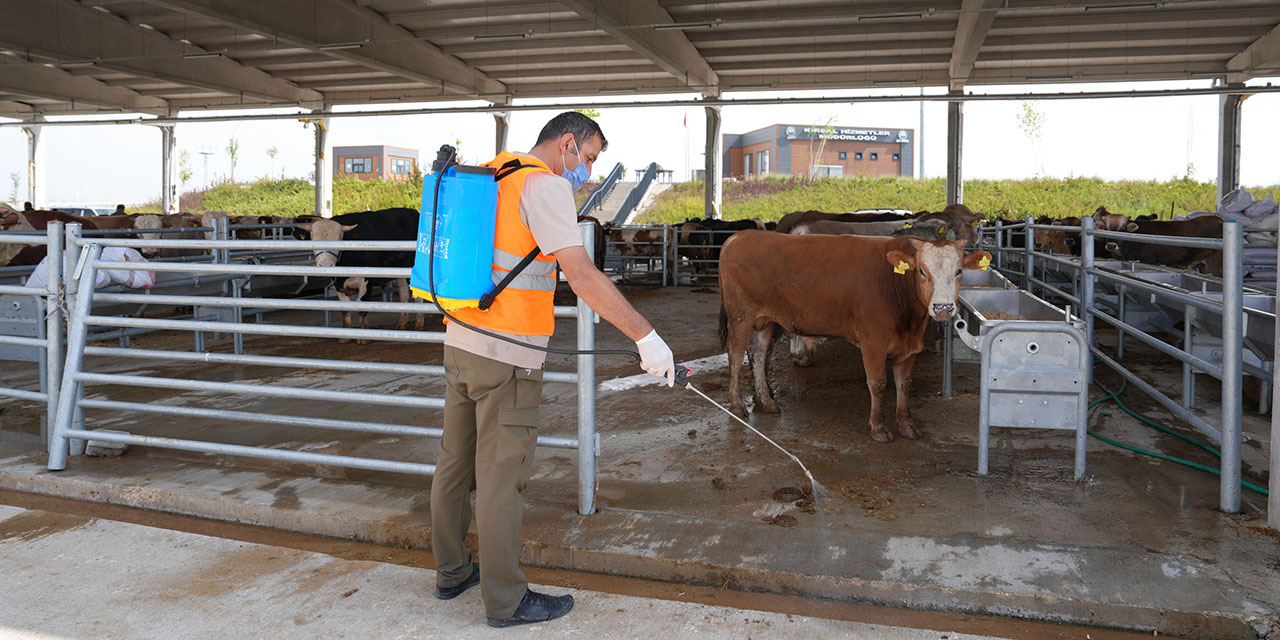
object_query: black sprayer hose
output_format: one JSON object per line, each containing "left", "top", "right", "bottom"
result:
{"left": 426, "top": 146, "right": 642, "bottom": 361}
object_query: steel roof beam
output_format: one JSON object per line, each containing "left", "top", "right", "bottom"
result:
{"left": 984, "top": 26, "right": 1266, "bottom": 48}
{"left": 0, "top": 0, "right": 319, "bottom": 107}
{"left": 0, "top": 99, "right": 35, "bottom": 117}
{"left": 139, "top": 0, "right": 506, "bottom": 97}
{"left": 441, "top": 36, "right": 621, "bottom": 56}
{"left": 715, "top": 53, "right": 951, "bottom": 72}
{"left": 557, "top": 0, "right": 718, "bottom": 95}
{"left": 688, "top": 21, "right": 956, "bottom": 45}
{"left": 0, "top": 63, "right": 170, "bottom": 114}
{"left": 950, "top": 0, "right": 1004, "bottom": 90}
{"left": 990, "top": 6, "right": 1280, "bottom": 31}
{"left": 383, "top": 2, "right": 571, "bottom": 24}
{"left": 1227, "top": 21, "right": 1280, "bottom": 81}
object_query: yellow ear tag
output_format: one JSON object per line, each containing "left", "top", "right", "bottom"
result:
{"left": 902, "top": 222, "right": 912, "bottom": 228}
{"left": 971, "top": 220, "right": 981, "bottom": 227}
{"left": 978, "top": 255, "right": 991, "bottom": 271}
{"left": 894, "top": 260, "right": 910, "bottom": 275}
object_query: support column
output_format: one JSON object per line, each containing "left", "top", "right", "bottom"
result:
{"left": 312, "top": 113, "right": 332, "bottom": 218}
{"left": 1216, "top": 89, "right": 1244, "bottom": 205}
{"left": 23, "top": 114, "right": 44, "bottom": 208}
{"left": 946, "top": 93, "right": 963, "bottom": 205}
{"left": 704, "top": 105, "right": 722, "bottom": 219}
{"left": 493, "top": 110, "right": 510, "bottom": 155}
{"left": 1272, "top": 231, "right": 1280, "bottom": 529}
{"left": 159, "top": 125, "right": 178, "bottom": 214}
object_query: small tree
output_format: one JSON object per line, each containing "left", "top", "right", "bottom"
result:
{"left": 266, "top": 146, "right": 278, "bottom": 178}
{"left": 1017, "top": 101, "right": 1046, "bottom": 176}
{"left": 226, "top": 137, "right": 240, "bottom": 182}
{"left": 178, "top": 150, "right": 193, "bottom": 188}
{"left": 8, "top": 172, "right": 19, "bottom": 206}
{"left": 807, "top": 114, "right": 839, "bottom": 179}
{"left": 574, "top": 108, "right": 601, "bottom": 119}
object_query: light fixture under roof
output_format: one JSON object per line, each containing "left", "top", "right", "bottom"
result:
{"left": 183, "top": 52, "right": 223, "bottom": 60}
{"left": 317, "top": 42, "right": 365, "bottom": 51}
{"left": 860, "top": 12, "right": 924, "bottom": 20}
{"left": 60, "top": 60, "right": 98, "bottom": 69}
{"left": 473, "top": 32, "right": 529, "bottom": 41}
{"left": 654, "top": 21, "right": 719, "bottom": 31}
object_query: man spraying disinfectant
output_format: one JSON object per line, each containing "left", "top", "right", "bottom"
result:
{"left": 413, "top": 112, "right": 677, "bottom": 628}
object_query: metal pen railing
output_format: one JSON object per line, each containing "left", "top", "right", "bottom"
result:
{"left": 0, "top": 223, "right": 64, "bottom": 446}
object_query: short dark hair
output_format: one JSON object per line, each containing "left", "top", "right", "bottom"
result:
{"left": 115, "top": 204, "right": 125, "bottom": 210}
{"left": 536, "top": 111, "right": 607, "bottom": 152}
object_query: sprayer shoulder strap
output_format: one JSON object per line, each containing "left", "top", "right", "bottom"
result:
{"left": 494, "top": 159, "right": 539, "bottom": 181}
{"left": 479, "top": 247, "right": 542, "bottom": 311}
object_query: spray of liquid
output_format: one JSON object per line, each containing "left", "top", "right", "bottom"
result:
{"left": 681, "top": 380, "right": 832, "bottom": 503}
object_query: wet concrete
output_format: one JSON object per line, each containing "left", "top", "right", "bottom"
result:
{"left": 0, "top": 284, "right": 1278, "bottom": 638}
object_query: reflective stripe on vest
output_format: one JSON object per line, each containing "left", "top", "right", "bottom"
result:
{"left": 492, "top": 247, "right": 557, "bottom": 292}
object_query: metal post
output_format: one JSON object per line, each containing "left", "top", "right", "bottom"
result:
{"left": 1023, "top": 215, "right": 1034, "bottom": 291}
{"left": 995, "top": 223, "right": 1005, "bottom": 270}
{"left": 23, "top": 115, "right": 44, "bottom": 207}
{"left": 943, "top": 320, "right": 954, "bottom": 398}
{"left": 1183, "top": 306, "right": 1196, "bottom": 409}
{"left": 49, "top": 243, "right": 102, "bottom": 471}
{"left": 1219, "top": 221, "right": 1243, "bottom": 514}
{"left": 576, "top": 222, "right": 598, "bottom": 515}
{"left": 159, "top": 124, "right": 178, "bottom": 214}
{"left": 312, "top": 113, "right": 333, "bottom": 218}
{"left": 493, "top": 110, "right": 510, "bottom": 155}
{"left": 1080, "top": 216, "right": 1095, "bottom": 383}
{"left": 945, "top": 95, "right": 963, "bottom": 205}
{"left": 216, "top": 217, "right": 245, "bottom": 355}
{"left": 1216, "top": 90, "right": 1243, "bottom": 205}
{"left": 43, "top": 222, "right": 63, "bottom": 447}
{"left": 663, "top": 225, "right": 672, "bottom": 287}
{"left": 1116, "top": 283, "right": 1127, "bottom": 359}
{"left": 63, "top": 224, "right": 86, "bottom": 457}
{"left": 1271, "top": 226, "right": 1280, "bottom": 528}
{"left": 704, "top": 105, "right": 722, "bottom": 219}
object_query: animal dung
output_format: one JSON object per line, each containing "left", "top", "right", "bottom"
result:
{"left": 772, "top": 486, "right": 806, "bottom": 502}
{"left": 764, "top": 514, "right": 798, "bottom": 528}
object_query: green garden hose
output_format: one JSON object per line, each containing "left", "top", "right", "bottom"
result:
{"left": 1087, "top": 378, "right": 1268, "bottom": 496}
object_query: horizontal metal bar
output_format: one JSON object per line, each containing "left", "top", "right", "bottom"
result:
{"left": 81, "top": 346, "right": 578, "bottom": 384}
{"left": 1091, "top": 347, "right": 1222, "bottom": 445}
{"left": 81, "top": 238, "right": 415, "bottom": 250}
{"left": 78, "top": 398, "right": 578, "bottom": 449}
{"left": 1028, "top": 251, "right": 1080, "bottom": 268}
{"left": 0, "top": 234, "right": 49, "bottom": 245}
{"left": 76, "top": 371, "right": 446, "bottom": 409}
{"left": 83, "top": 315, "right": 446, "bottom": 344}
{"left": 95, "top": 274, "right": 240, "bottom": 294}
{"left": 84, "top": 227, "right": 213, "bottom": 236}
{"left": 0, "top": 335, "right": 47, "bottom": 348}
{"left": 1087, "top": 268, "right": 1224, "bottom": 314}
{"left": 1086, "top": 228, "right": 1224, "bottom": 249}
{"left": 94, "top": 260, "right": 408, "bottom": 278}
{"left": 89, "top": 292, "right": 583, "bottom": 319}
{"left": 0, "top": 285, "right": 46, "bottom": 296}
{"left": 1029, "top": 278, "right": 1080, "bottom": 304}
{"left": 0, "top": 387, "right": 47, "bottom": 402}
{"left": 1091, "top": 309, "right": 1224, "bottom": 378}
{"left": 1029, "top": 224, "right": 1082, "bottom": 232}
{"left": 62, "top": 428, "right": 438, "bottom": 476}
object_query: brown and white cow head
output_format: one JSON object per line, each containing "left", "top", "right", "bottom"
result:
{"left": 886, "top": 239, "right": 991, "bottom": 322}
{"left": 298, "top": 219, "right": 360, "bottom": 297}
{"left": 132, "top": 214, "right": 163, "bottom": 257}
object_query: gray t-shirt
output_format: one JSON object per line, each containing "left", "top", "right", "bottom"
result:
{"left": 445, "top": 158, "right": 585, "bottom": 368}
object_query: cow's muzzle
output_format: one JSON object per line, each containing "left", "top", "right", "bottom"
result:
{"left": 1105, "top": 241, "right": 1120, "bottom": 255}
{"left": 932, "top": 302, "right": 956, "bottom": 321}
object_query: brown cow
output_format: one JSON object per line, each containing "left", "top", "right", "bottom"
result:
{"left": 133, "top": 213, "right": 202, "bottom": 257}
{"left": 774, "top": 210, "right": 907, "bottom": 234}
{"left": 1104, "top": 216, "right": 1224, "bottom": 275}
{"left": 576, "top": 215, "right": 606, "bottom": 269}
{"left": 719, "top": 231, "right": 989, "bottom": 442}
{"left": 1, "top": 210, "right": 105, "bottom": 266}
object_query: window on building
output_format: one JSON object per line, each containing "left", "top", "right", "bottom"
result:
{"left": 758, "top": 150, "right": 770, "bottom": 174}
{"left": 743, "top": 152, "right": 753, "bottom": 176}
{"left": 814, "top": 165, "right": 843, "bottom": 177}
{"left": 892, "top": 153, "right": 900, "bottom": 162}
{"left": 344, "top": 156, "right": 373, "bottom": 173}
{"left": 390, "top": 158, "right": 413, "bottom": 175}
{"left": 838, "top": 151, "right": 847, "bottom": 160}
{"left": 855, "top": 152, "right": 863, "bottom": 160}
{"left": 870, "top": 152, "right": 879, "bottom": 161}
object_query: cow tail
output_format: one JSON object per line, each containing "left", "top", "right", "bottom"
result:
{"left": 717, "top": 303, "right": 728, "bottom": 349}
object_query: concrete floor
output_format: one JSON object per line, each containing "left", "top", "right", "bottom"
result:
{"left": 0, "top": 284, "right": 1277, "bottom": 638}
{"left": 0, "top": 504, "right": 1011, "bottom": 640}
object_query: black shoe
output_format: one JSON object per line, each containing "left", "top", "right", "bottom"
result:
{"left": 486, "top": 589, "right": 574, "bottom": 628}
{"left": 434, "top": 563, "right": 479, "bottom": 600}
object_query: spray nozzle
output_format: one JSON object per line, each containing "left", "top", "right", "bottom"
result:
{"left": 675, "top": 365, "right": 691, "bottom": 388}
{"left": 432, "top": 145, "right": 457, "bottom": 173}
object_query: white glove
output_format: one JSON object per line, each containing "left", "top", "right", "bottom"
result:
{"left": 635, "top": 330, "right": 676, "bottom": 387}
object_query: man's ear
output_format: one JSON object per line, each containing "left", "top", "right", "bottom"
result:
{"left": 886, "top": 250, "right": 915, "bottom": 274}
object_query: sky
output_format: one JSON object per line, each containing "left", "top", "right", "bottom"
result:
{"left": 1, "top": 77, "right": 1278, "bottom": 207}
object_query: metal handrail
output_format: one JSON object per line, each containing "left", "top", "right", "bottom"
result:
{"left": 577, "top": 162, "right": 624, "bottom": 217}
{"left": 612, "top": 162, "right": 659, "bottom": 226}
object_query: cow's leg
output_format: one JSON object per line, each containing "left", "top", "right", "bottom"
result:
{"left": 394, "top": 278, "right": 410, "bottom": 331}
{"left": 396, "top": 278, "right": 424, "bottom": 330}
{"left": 357, "top": 312, "right": 369, "bottom": 345}
{"left": 789, "top": 334, "right": 819, "bottom": 367}
{"left": 725, "top": 316, "right": 753, "bottom": 418}
{"left": 337, "top": 291, "right": 353, "bottom": 344}
{"left": 749, "top": 323, "right": 780, "bottom": 413}
{"left": 859, "top": 343, "right": 893, "bottom": 442}
{"left": 892, "top": 354, "right": 921, "bottom": 440}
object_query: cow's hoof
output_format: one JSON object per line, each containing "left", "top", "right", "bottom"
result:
{"left": 869, "top": 427, "right": 895, "bottom": 443}
{"left": 898, "top": 422, "right": 923, "bottom": 440}
{"left": 338, "top": 338, "right": 352, "bottom": 344}
{"left": 756, "top": 400, "right": 781, "bottom": 414}
{"left": 730, "top": 404, "right": 749, "bottom": 419}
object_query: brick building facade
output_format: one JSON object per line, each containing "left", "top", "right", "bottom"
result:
{"left": 333, "top": 145, "right": 419, "bottom": 181}
{"left": 724, "top": 124, "right": 914, "bottom": 179}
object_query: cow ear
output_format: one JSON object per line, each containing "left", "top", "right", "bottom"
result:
{"left": 296, "top": 223, "right": 312, "bottom": 232}
{"left": 963, "top": 250, "right": 992, "bottom": 271}
{"left": 1126, "top": 222, "right": 1139, "bottom": 232}
{"left": 886, "top": 249, "right": 915, "bottom": 274}
{"left": 341, "top": 224, "right": 358, "bottom": 232}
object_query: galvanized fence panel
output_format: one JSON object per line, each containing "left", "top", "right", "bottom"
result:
{"left": 0, "top": 224, "right": 63, "bottom": 447}
{"left": 48, "top": 222, "right": 602, "bottom": 515}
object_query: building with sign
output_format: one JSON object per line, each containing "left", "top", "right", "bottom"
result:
{"left": 723, "top": 124, "right": 914, "bottom": 179}
{"left": 333, "top": 145, "right": 419, "bottom": 181}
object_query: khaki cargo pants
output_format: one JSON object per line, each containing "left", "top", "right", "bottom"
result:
{"left": 431, "top": 345, "right": 543, "bottom": 619}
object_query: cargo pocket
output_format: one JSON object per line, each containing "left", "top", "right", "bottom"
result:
{"left": 477, "top": 368, "right": 543, "bottom": 467}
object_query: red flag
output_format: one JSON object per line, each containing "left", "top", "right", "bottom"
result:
{"left": 683, "top": 112, "right": 687, "bottom": 127}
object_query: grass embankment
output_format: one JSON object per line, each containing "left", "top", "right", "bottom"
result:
{"left": 637, "top": 175, "right": 1280, "bottom": 224}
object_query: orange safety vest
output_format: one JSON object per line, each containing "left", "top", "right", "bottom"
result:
{"left": 446, "top": 152, "right": 559, "bottom": 336}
